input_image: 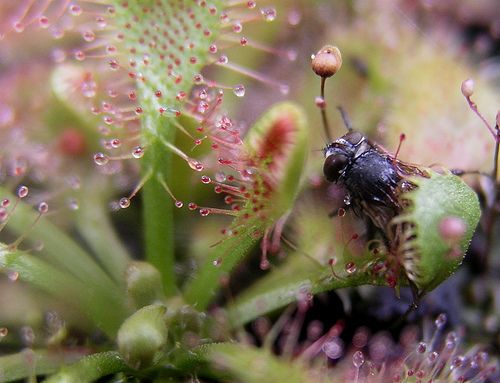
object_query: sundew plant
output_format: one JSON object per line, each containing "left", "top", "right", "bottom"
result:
{"left": 0, "top": 1, "right": 499, "bottom": 382}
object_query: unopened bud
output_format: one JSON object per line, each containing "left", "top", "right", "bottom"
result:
{"left": 461, "top": 78, "right": 474, "bottom": 98}
{"left": 117, "top": 304, "right": 168, "bottom": 369}
{"left": 125, "top": 261, "right": 166, "bottom": 309}
{"left": 311, "top": 45, "right": 342, "bottom": 78}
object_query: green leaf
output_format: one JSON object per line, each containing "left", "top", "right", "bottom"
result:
{"left": 393, "top": 170, "right": 481, "bottom": 292}
{"left": 183, "top": 103, "right": 309, "bottom": 310}
{"left": 0, "top": 349, "right": 85, "bottom": 382}
{"left": 114, "top": 0, "right": 224, "bottom": 296}
{"left": 227, "top": 253, "right": 385, "bottom": 327}
{"left": 0, "top": 248, "right": 128, "bottom": 337}
{"left": 194, "top": 343, "right": 310, "bottom": 383}
{"left": 75, "top": 179, "right": 132, "bottom": 286}
{"left": 45, "top": 352, "right": 128, "bottom": 383}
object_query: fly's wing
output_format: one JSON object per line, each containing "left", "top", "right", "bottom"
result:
{"left": 370, "top": 140, "right": 429, "bottom": 178}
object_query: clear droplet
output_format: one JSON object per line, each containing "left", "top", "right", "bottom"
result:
{"left": 17, "top": 185, "right": 29, "bottom": 198}
{"left": 233, "top": 84, "right": 246, "bottom": 97}
{"left": 174, "top": 200, "right": 183, "bottom": 208}
{"left": 218, "top": 55, "right": 228, "bottom": 65}
{"left": 68, "top": 198, "right": 79, "bottom": 210}
{"left": 345, "top": 262, "right": 357, "bottom": 274}
{"left": 260, "top": 7, "right": 277, "bottom": 21}
{"left": 38, "top": 202, "right": 49, "bottom": 214}
{"left": 344, "top": 193, "right": 351, "bottom": 206}
{"left": 132, "top": 146, "right": 145, "bottom": 158}
{"left": 322, "top": 338, "right": 344, "bottom": 359}
{"left": 119, "top": 197, "right": 130, "bottom": 209}
{"left": 82, "top": 30, "right": 95, "bottom": 42}
{"left": 199, "top": 208, "right": 210, "bottom": 217}
{"left": 38, "top": 16, "right": 50, "bottom": 28}
{"left": 435, "top": 313, "right": 447, "bottom": 329}
{"left": 352, "top": 350, "right": 365, "bottom": 368}
{"left": 213, "top": 258, "right": 222, "bottom": 267}
{"left": 69, "top": 4, "right": 82, "bottom": 16}
{"left": 201, "top": 175, "right": 211, "bottom": 184}
{"left": 417, "top": 342, "right": 427, "bottom": 354}
{"left": 94, "top": 153, "right": 109, "bottom": 166}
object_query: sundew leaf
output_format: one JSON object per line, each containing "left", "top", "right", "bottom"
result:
{"left": 392, "top": 170, "right": 481, "bottom": 293}
{"left": 0, "top": 349, "right": 86, "bottom": 382}
{"left": 0, "top": 249, "right": 128, "bottom": 337}
{"left": 192, "top": 343, "right": 309, "bottom": 383}
{"left": 44, "top": 352, "right": 128, "bottom": 383}
{"left": 227, "top": 251, "right": 385, "bottom": 327}
{"left": 184, "top": 103, "right": 309, "bottom": 310}
{"left": 113, "top": 0, "right": 224, "bottom": 295}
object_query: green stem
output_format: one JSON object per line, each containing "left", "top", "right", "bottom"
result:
{"left": 142, "top": 135, "right": 176, "bottom": 297}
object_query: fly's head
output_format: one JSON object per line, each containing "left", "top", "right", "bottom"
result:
{"left": 323, "top": 131, "right": 365, "bottom": 182}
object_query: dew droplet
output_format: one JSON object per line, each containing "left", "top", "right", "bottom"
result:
{"left": 260, "top": 7, "right": 277, "bottom": 21}
{"left": 209, "top": 44, "right": 217, "bottom": 53}
{"left": 233, "top": 84, "right": 246, "bottom": 97}
{"left": 119, "top": 197, "right": 130, "bottom": 209}
{"left": 174, "top": 200, "right": 183, "bottom": 208}
{"left": 74, "top": 50, "right": 86, "bottom": 61}
{"left": 13, "top": 21, "right": 25, "bottom": 33}
{"left": 95, "top": 16, "right": 107, "bottom": 28}
{"left": 38, "top": 202, "right": 49, "bottom": 214}
{"left": 215, "top": 172, "right": 226, "bottom": 182}
{"left": 68, "top": 198, "right": 79, "bottom": 210}
{"left": 435, "top": 313, "right": 447, "bottom": 329}
{"left": 201, "top": 175, "right": 211, "bottom": 184}
{"left": 82, "top": 30, "right": 95, "bottom": 42}
{"left": 188, "top": 202, "right": 198, "bottom": 210}
{"left": 218, "top": 55, "right": 228, "bottom": 65}
{"left": 132, "top": 146, "right": 145, "bottom": 158}
{"left": 260, "top": 258, "right": 270, "bottom": 270}
{"left": 69, "top": 4, "right": 82, "bottom": 16}
{"left": 0, "top": 327, "right": 8, "bottom": 338}
{"left": 187, "top": 158, "right": 204, "bottom": 171}
{"left": 194, "top": 73, "right": 204, "bottom": 84}
{"left": 322, "top": 338, "right": 344, "bottom": 359}
{"left": 232, "top": 21, "right": 243, "bottom": 33}
{"left": 17, "top": 186, "right": 29, "bottom": 198}
{"left": 38, "top": 16, "right": 50, "bottom": 28}
{"left": 344, "top": 193, "right": 351, "bottom": 206}
{"left": 352, "top": 351, "right": 365, "bottom": 368}
{"left": 199, "top": 208, "right": 210, "bottom": 216}
{"left": 94, "top": 153, "right": 109, "bottom": 166}
{"left": 247, "top": 1, "right": 256, "bottom": 9}
{"left": 213, "top": 258, "right": 222, "bottom": 267}
{"left": 1, "top": 199, "right": 9, "bottom": 207}
{"left": 417, "top": 342, "right": 427, "bottom": 354}
{"left": 345, "top": 262, "right": 357, "bottom": 274}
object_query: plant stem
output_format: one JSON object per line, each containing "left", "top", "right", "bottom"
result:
{"left": 142, "top": 135, "right": 177, "bottom": 297}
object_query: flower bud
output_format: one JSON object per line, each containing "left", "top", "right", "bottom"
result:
{"left": 117, "top": 304, "right": 168, "bottom": 369}
{"left": 125, "top": 261, "right": 166, "bottom": 309}
{"left": 311, "top": 45, "right": 342, "bottom": 78}
{"left": 461, "top": 78, "right": 474, "bottom": 98}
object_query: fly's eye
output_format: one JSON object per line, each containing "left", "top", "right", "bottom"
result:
{"left": 323, "top": 153, "right": 348, "bottom": 182}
